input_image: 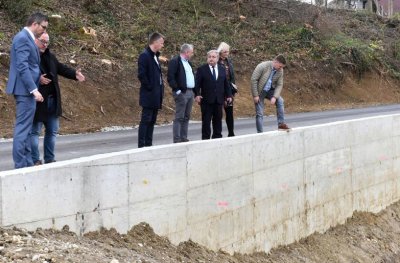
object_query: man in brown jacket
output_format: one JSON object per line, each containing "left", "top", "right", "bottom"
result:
{"left": 251, "top": 54, "right": 290, "bottom": 133}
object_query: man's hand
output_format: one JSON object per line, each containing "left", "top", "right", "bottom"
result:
{"left": 270, "top": 97, "right": 276, "bottom": 105}
{"left": 33, "top": 90, "right": 44, "bottom": 102}
{"left": 76, "top": 69, "right": 85, "bottom": 82}
{"left": 253, "top": 96, "right": 259, "bottom": 104}
{"left": 226, "top": 97, "right": 232, "bottom": 103}
{"left": 40, "top": 74, "right": 52, "bottom": 85}
{"left": 195, "top": 95, "right": 202, "bottom": 104}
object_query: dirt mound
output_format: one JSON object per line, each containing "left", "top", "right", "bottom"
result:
{"left": 1, "top": 200, "right": 400, "bottom": 262}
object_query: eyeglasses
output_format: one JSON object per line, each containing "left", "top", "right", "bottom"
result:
{"left": 38, "top": 38, "right": 49, "bottom": 46}
{"left": 38, "top": 23, "right": 47, "bottom": 30}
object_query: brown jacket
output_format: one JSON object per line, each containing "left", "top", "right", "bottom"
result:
{"left": 251, "top": 61, "right": 284, "bottom": 98}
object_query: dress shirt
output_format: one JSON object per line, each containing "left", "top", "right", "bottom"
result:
{"left": 153, "top": 55, "right": 162, "bottom": 85}
{"left": 24, "top": 27, "right": 35, "bottom": 41}
{"left": 209, "top": 64, "right": 218, "bottom": 80}
{"left": 263, "top": 68, "right": 276, "bottom": 92}
{"left": 181, "top": 56, "right": 195, "bottom": 88}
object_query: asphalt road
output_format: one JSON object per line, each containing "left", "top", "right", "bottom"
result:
{"left": 1, "top": 104, "right": 400, "bottom": 172}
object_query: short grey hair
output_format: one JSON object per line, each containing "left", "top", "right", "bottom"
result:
{"left": 180, "top": 43, "right": 194, "bottom": 53}
{"left": 207, "top": 49, "right": 219, "bottom": 57}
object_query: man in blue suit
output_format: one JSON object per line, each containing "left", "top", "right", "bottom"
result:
{"left": 6, "top": 12, "right": 48, "bottom": 168}
{"left": 194, "top": 50, "right": 232, "bottom": 140}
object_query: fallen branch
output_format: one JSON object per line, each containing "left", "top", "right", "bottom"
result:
{"left": 209, "top": 9, "right": 216, "bottom": 17}
{"left": 136, "top": 0, "right": 145, "bottom": 8}
{"left": 340, "top": 61, "right": 356, "bottom": 67}
{"left": 61, "top": 115, "right": 72, "bottom": 121}
{"left": 162, "top": 104, "right": 175, "bottom": 112}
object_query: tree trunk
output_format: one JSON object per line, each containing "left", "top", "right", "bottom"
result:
{"left": 365, "top": 0, "right": 373, "bottom": 11}
{"left": 388, "top": 0, "right": 393, "bottom": 18}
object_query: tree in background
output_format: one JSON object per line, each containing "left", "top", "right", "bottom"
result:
{"left": 315, "top": 0, "right": 329, "bottom": 7}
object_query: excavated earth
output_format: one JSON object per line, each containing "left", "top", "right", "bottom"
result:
{"left": 1, "top": 200, "right": 400, "bottom": 262}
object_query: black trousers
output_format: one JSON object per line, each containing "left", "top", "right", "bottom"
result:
{"left": 201, "top": 103, "right": 223, "bottom": 140}
{"left": 138, "top": 107, "right": 158, "bottom": 148}
{"left": 224, "top": 104, "right": 234, "bottom": 137}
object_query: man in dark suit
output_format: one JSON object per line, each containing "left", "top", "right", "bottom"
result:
{"left": 137, "top": 32, "right": 165, "bottom": 148}
{"left": 194, "top": 50, "right": 232, "bottom": 140}
{"left": 6, "top": 12, "right": 48, "bottom": 169}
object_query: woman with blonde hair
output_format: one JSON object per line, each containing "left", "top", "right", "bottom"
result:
{"left": 217, "top": 42, "right": 237, "bottom": 137}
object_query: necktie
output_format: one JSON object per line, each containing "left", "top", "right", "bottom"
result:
{"left": 212, "top": 66, "right": 216, "bottom": 80}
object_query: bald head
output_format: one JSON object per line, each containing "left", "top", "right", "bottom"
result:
{"left": 35, "top": 32, "right": 49, "bottom": 53}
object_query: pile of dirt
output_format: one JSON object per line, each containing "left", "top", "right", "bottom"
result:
{"left": 0, "top": 1, "right": 400, "bottom": 138}
{"left": 2, "top": 200, "right": 400, "bottom": 262}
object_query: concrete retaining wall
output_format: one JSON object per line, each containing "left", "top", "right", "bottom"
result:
{"left": 1, "top": 114, "right": 400, "bottom": 253}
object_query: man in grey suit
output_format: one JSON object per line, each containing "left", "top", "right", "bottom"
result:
{"left": 6, "top": 12, "right": 48, "bottom": 168}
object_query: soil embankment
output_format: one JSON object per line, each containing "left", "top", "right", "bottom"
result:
{"left": 1, "top": 1, "right": 400, "bottom": 137}
{"left": 1, "top": 200, "right": 400, "bottom": 262}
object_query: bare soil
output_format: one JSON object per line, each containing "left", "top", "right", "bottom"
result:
{"left": 1, "top": 1, "right": 400, "bottom": 262}
{"left": 1, "top": 200, "right": 400, "bottom": 263}
{"left": 1, "top": 1, "right": 400, "bottom": 138}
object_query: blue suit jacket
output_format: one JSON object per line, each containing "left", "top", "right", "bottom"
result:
{"left": 194, "top": 64, "right": 232, "bottom": 105}
{"left": 6, "top": 28, "right": 41, "bottom": 96}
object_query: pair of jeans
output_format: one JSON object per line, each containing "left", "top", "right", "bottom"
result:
{"left": 255, "top": 89, "right": 285, "bottom": 133}
{"left": 172, "top": 89, "right": 194, "bottom": 143}
{"left": 138, "top": 107, "right": 158, "bottom": 148}
{"left": 30, "top": 114, "right": 59, "bottom": 164}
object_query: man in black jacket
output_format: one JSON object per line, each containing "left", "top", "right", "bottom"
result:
{"left": 195, "top": 50, "right": 232, "bottom": 140}
{"left": 137, "top": 32, "right": 165, "bottom": 148}
{"left": 167, "top": 43, "right": 195, "bottom": 143}
{"left": 31, "top": 32, "right": 85, "bottom": 165}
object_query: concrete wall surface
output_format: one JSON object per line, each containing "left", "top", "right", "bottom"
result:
{"left": 1, "top": 114, "right": 400, "bottom": 254}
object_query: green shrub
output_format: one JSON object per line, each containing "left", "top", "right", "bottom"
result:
{"left": 1, "top": 0, "right": 33, "bottom": 24}
{"left": 321, "top": 33, "right": 383, "bottom": 78}
{"left": 298, "top": 27, "right": 313, "bottom": 44}
{"left": 392, "top": 13, "right": 400, "bottom": 20}
{"left": 392, "top": 41, "right": 400, "bottom": 59}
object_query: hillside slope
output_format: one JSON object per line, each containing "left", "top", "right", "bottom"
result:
{"left": 0, "top": 0, "right": 399, "bottom": 137}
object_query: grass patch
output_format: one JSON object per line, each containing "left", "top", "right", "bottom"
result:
{"left": 320, "top": 33, "right": 383, "bottom": 78}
